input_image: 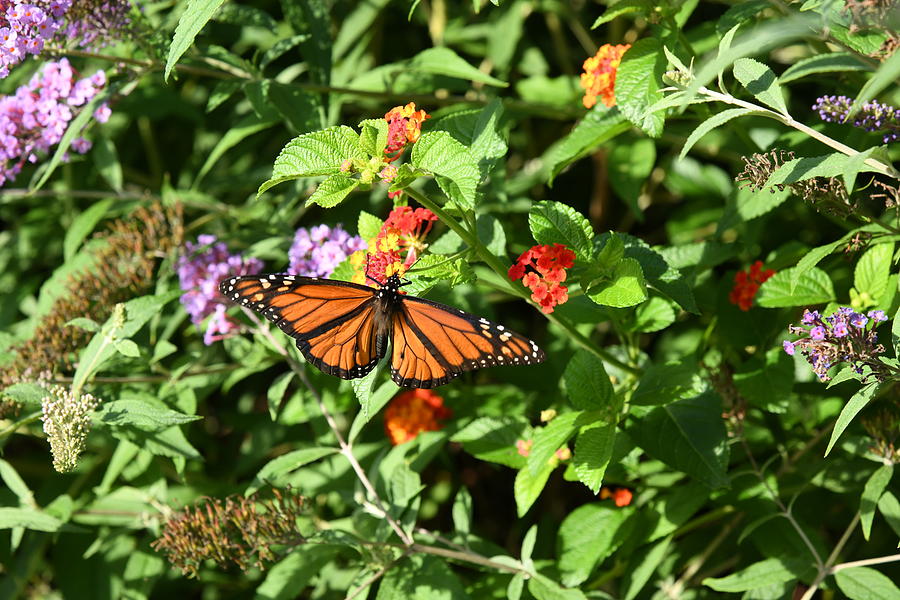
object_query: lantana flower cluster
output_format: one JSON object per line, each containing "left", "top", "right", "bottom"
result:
{"left": 350, "top": 206, "right": 437, "bottom": 285}
{"left": 600, "top": 486, "right": 633, "bottom": 507}
{"left": 783, "top": 307, "right": 888, "bottom": 382}
{"left": 287, "top": 224, "right": 366, "bottom": 279}
{"left": 177, "top": 235, "right": 264, "bottom": 346}
{"left": 508, "top": 244, "right": 576, "bottom": 313}
{"left": 812, "top": 95, "right": 900, "bottom": 143}
{"left": 384, "top": 102, "right": 430, "bottom": 162}
{"left": 383, "top": 388, "right": 450, "bottom": 445}
{"left": 580, "top": 43, "right": 630, "bottom": 109}
{"left": 729, "top": 261, "right": 775, "bottom": 311}
{"left": 0, "top": 58, "right": 109, "bottom": 186}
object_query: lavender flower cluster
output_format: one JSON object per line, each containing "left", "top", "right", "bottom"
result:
{"left": 783, "top": 307, "right": 888, "bottom": 382}
{"left": 288, "top": 224, "right": 366, "bottom": 278}
{"left": 0, "top": 58, "right": 110, "bottom": 186}
{"left": 63, "top": 0, "right": 131, "bottom": 49}
{"left": 177, "top": 235, "right": 263, "bottom": 346}
{"left": 0, "top": 0, "right": 71, "bottom": 77}
{"left": 813, "top": 95, "right": 900, "bottom": 143}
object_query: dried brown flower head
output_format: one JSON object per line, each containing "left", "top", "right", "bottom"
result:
{"left": 861, "top": 402, "right": 900, "bottom": 462}
{"left": 151, "top": 488, "right": 306, "bottom": 577}
{"left": 0, "top": 202, "right": 182, "bottom": 407}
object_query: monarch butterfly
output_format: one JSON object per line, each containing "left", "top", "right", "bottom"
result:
{"left": 219, "top": 273, "right": 545, "bottom": 388}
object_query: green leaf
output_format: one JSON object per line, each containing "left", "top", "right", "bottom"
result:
{"left": 349, "top": 380, "right": 399, "bottom": 443}
{"left": 877, "top": 492, "right": 900, "bottom": 538}
{"left": 96, "top": 399, "right": 200, "bottom": 432}
{"left": 66, "top": 317, "right": 99, "bottom": 332}
{"left": 629, "top": 392, "right": 730, "bottom": 488}
{"left": 586, "top": 258, "right": 647, "bottom": 308}
{"left": 563, "top": 351, "right": 615, "bottom": 412}
{"left": 632, "top": 296, "right": 676, "bottom": 333}
{"left": 718, "top": 185, "right": 791, "bottom": 230}
{"left": 280, "top": 0, "right": 331, "bottom": 85}
{"left": 854, "top": 242, "right": 894, "bottom": 305}
{"left": 267, "top": 372, "right": 294, "bottom": 421}
{"left": 529, "top": 201, "right": 595, "bottom": 261}
{"left": 860, "top": 465, "right": 893, "bottom": 541}
{"left": 733, "top": 348, "right": 794, "bottom": 413}
{"left": 0, "top": 459, "right": 32, "bottom": 504}
{"left": 1, "top": 383, "right": 47, "bottom": 409}
{"left": 258, "top": 126, "right": 365, "bottom": 196}
{"left": 527, "top": 411, "right": 584, "bottom": 477}
{"left": 732, "top": 58, "right": 788, "bottom": 114}
{"left": 847, "top": 47, "right": 900, "bottom": 121}
{"left": 826, "top": 383, "right": 881, "bottom": 456}
{"left": 622, "top": 536, "right": 673, "bottom": 600}
{"left": 377, "top": 554, "right": 470, "bottom": 600}
{"left": 307, "top": 175, "right": 360, "bottom": 209}
{"left": 452, "top": 486, "right": 472, "bottom": 537}
{"left": 608, "top": 138, "right": 656, "bottom": 218}
{"left": 358, "top": 118, "right": 389, "bottom": 157}
{"left": 573, "top": 423, "right": 616, "bottom": 494}
{"left": 266, "top": 81, "right": 324, "bottom": 133}
{"left": 114, "top": 339, "right": 140, "bottom": 358}
{"left": 528, "top": 574, "right": 589, "bottom": 600}
{"left": 631, "top": 360, "right": 704, "bottom": 406}
{"left": 791, "top": 235, "right": 854, "bottom": 294}
{"left": 544, "top": 108, "right": 629, "bottom": 184}
{"left": 779, "top": 52, "right": 871, "bottom": 84}
{"left": 452, "top": 416, "right": 531, "bottom": 469}
{"left": 431, "top": 99, "right": 508, "bottom": 182}
{"left": 411, "top": 131, "right": 480, "bottom": 209}
{"left": 248, "top": 446, "right": 339, "bottom": 494}
{"left": 704, "top": 557, "right": 805, "bottom": 592}
{"left": 407, "top": 47, "right": 507, "bottom": 87}
{"left": 165, "top": 0, "right": 227, "bottom": 80}
{"left": 195, "top": 114, "right": 278, "bottom": 186}
{"left": 756, "top": 267, "right": 835, "bottom": 308}
{"left": 835, "top": 567, "right": 900, "bottom": 600}
{"left": 357, "top": 211, "right": 383, "bottom": 241}
{"left": 514, "top": 456, "right": 555, "bottom": 517}
{"left": 92, "top": 134, "right": 123, "bottom": 192}
{"left": 0, "top": 507, "right": 63, "bottom": 532}
{"left": 619, "top": 234, "right": 698, "bottom": 314}
{"left": 680, "top": 108, "right": 756, "bottom": 160}
{"left": 557, "top": 503, "right": 632, "bottom": 586}
{"left": 591, "top": 0, "right": 651, "bottom": 27}
{"left": 615, "top": 38, "right": 665, "bottom": 137}
{"left": 521, "top": 524, "right": 537, "bottom": 563}
{"left": 764, "top": 153, "right": 879, "bottom": 193}
{"left": 255, "top": 544, "right": 341, "bottom": 600}
{"left": 63, "top": 199, "right": 115, "bottom": 262}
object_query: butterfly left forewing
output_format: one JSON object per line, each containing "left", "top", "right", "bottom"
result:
{"left": 220, "top": 275, "right": 385, "bottom": 379}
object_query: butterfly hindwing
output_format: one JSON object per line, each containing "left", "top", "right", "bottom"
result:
{"left": 220, "top": 275, "right": 387, "bottom": 379}
{"left": 390, "top": 295, "right": 545, "bottom": 388}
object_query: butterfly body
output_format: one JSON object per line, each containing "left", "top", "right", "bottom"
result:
{"left": 220, "top": 273, "right": 545, "bottom": 388}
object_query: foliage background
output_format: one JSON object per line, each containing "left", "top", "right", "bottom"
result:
{"left": 0, "top": 0, "right": 899, "bottom": 599}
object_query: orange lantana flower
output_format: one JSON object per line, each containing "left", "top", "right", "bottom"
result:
{"left": 600, "top": 486, "right": 633, "bottom": 507}
{"left": 384, "top": 102, "right": 430, "bottom": 162}
{"left": 580, "top": 43, "right": 631, "bottom": 109}
{"left": 384, "top": 389, "right": 451, "bottom": 445}
{"left": 728, "top": 260, "right": 775, "bottom": 311}
{"left": 350, "top": 206, "right": 438, "bottom": 285}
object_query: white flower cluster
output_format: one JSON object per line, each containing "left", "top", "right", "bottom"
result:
{"left": 40, "top": 385, "right": 100, "bottom": 473}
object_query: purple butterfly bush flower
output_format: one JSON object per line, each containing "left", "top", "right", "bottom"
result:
{"left": 288, "top": 224, "right": 366, "bottom": 278}
{"left": 0, "top": 1, "right": 72, "bottom": 78}
{"left": 62, "top": 0, "right": 131, "bottom": 49}
{"left": 177, "top": 235, "right": 264, "bottom": 345}
{"left": 783, "top": 307, "right": 889, "bottom": 382}
{"left": 0, "top": 58, "right": 110, "bottom": 186}
{"left": 812, "top": 95, "right": 900, "bottom": 144}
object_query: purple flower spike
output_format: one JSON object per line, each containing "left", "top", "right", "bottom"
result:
{"left": 810, "top": 326, "right": 826, "bottom": 340}
{"left": 812, "top": 95, "right": 900, "bottom": 144}
{"left": 177, "top": 235, "right": 264, "bottom": 345}
{"left": 288, "top": 224, "right": 366, "bottom": 278}
{"left": 783, "top": 340, "right": 796, "bottom": 356}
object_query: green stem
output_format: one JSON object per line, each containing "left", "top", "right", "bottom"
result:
{"left": 0, "top": 411, "right": 42, "bottom": 440}
{"left": 405, "top": 187, "right": 640, "bottom": 375}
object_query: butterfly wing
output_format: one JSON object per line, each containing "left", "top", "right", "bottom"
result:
{"left": 220, "top": 275, "right": 388, "bottom": 379}
{"left": 390, "top": 295, "right": 545, "bottom": 388}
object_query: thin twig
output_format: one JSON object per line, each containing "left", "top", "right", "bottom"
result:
{"left": 242, "top": 310, "right": 413, "bottom": 546}
{"left": 831, "top": 553, "right": 900, "bottom": 573}
{"left": 800, "top": 512, "right": 861, "bottom": 600}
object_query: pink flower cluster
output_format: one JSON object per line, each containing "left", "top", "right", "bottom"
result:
{"left": 0, "top": 58, "right": 109, "bottom": 186}
{"left": 0, "top": 1, "right": 72, "bottom": 77}
{"left": 177, "top": 235, "right": 264, "bottom": 346}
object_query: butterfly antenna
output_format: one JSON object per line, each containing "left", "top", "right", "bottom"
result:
{"left": 363, "top": 254, "right": 382, "bottom": 287}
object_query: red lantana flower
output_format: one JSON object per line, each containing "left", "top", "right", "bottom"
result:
{"left": 384, "top": 102, "right": 430, "bottom": 163}
{"left": 351, "top": 206, "right": 437, "bottom": 285}
{"left": 384, "top": 389, "right": 451, "bottom": 445}
{"left": 509, "top": 244, "right": 576, "bottom": 313}
{"left": 580, "top": 43, "right": 631, "bottom": 109}
{"left": 729, "top": 260, "right": 775, "bottom": 311}
{"left": 600, "top": 486, "right": 633, "bottom": 507}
